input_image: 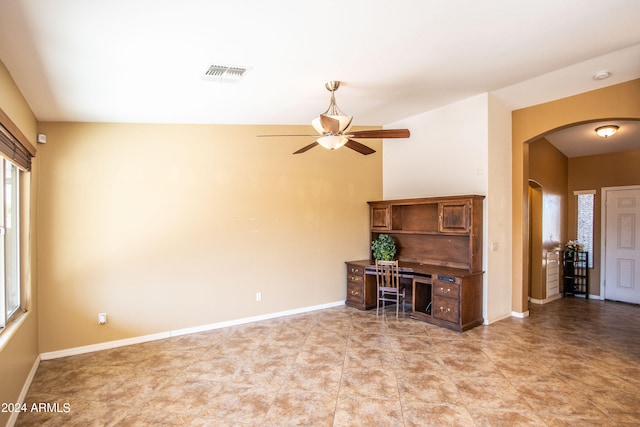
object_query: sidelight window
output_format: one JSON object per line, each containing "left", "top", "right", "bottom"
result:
{"left": 575, "top": 190, "right": 595, "bottom": 268}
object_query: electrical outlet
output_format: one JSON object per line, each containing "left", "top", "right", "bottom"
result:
{"left": 256, "top": 292, "right": 262, "bottom": 302}
{"left": 98, "top": 313, "right": 107, "bottom": 325}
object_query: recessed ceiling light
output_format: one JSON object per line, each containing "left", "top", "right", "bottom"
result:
{"left": 593, "top": 71, "right": 611, "bottom": 80}
{"left": 595, "top": 125, "right": 619, "bottom": 138}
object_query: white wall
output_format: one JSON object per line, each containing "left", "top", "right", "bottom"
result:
{"left": 383, "top": 93, "right": 513, "bottom": 324}
{"left": 383, "top": 94, "right": 489, "bottom": 199}
{"left": 486, "top": 94, "right": 514, "bottom": 322}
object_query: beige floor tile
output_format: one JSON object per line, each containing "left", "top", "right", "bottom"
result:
{"left": 454, "top": 377, "right": 533, "bottom": 412}
{"left": 262, "top": 389, "right": 337, "bottom": 426}
{"left": 397, "top": 372, "right": 464, "bottom": 405}
{"left": 182, "top": 354, "right": 243, "bottom": 382}
{"left": 198, "top": 382, "right": 274, "bottom": 424}
{"left": 467, "top": 407, "right": 547, "bottom": 427}
{"left": 285, "top": 362, "right": 343, "bottom": 394}
{"left": 143, "top": 377, "right": 222, "bottom": 415}
{"left": 339, "top": 365, "right": 400, "bottom": 401}
{"left": 334, "top": 395, "right": 404, "bottom": 427}
{"left": 113, "top": 409, "right": 194, "bottom": 427}
{"left": 402, "top": 402, "right": 475, "bottom": 427}
{"left": 15, "top": 298, "right": 640, "bottom": 426}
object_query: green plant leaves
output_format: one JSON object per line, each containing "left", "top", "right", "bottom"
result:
{"left": 371, "top": 234, "right": 397, "bottom": 260}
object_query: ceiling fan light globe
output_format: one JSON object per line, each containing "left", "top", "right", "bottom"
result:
{"left": 317, "top": 135, "right": 348, "bottom": 150}
{"left": 328, "top": 115, "right": 353, "bottom": 133}
{"left": 311, "top": 117, "right": 324, "bottom": 134}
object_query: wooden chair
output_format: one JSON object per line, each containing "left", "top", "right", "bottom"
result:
{"left": 375, "top": 260, "right": 406, "bottom": 318}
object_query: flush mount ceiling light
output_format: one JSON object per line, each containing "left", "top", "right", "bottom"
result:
{"left": 593, "top": 71, "right": 611, "bottom": 80}
{"left": 595, "top": 125, "right": 619, "bottom": 138}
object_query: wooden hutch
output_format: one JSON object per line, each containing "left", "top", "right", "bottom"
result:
{"left": 345, "top": 195, "right": 484, "bottom": 332}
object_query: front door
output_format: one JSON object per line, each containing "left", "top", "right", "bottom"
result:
{"left": 604, "top": 187, "right": 640, "bottom": 304}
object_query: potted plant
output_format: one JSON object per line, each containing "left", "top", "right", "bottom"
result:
{"left": 371, "top": 234, "right": 397, "bottom": 261}
{"left": 564, "top": 240, "right": 583, "bottom": 258}
{"left": 563, "top": 240, "right": 583, "bottom": 283}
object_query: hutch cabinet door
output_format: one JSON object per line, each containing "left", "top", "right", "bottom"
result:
{"left": 439, "top": 200, "right": 471, "bottom": 234}
{"left": 370, "top": 203, "right": 391, "bottom": 231}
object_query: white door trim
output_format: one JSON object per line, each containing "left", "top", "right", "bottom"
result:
{"left": 600, "top": 185, "right": 640, "bottom": 300}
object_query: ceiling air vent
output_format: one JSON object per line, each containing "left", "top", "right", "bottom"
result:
{"left": 203, "top": 64, "right": 249, "bottom": 83}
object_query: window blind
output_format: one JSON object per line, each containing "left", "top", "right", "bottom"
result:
{"left": 0, "top": 108, "right": 36, "bottom": 171}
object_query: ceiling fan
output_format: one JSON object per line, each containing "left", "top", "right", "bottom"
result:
{"left": 258, "top": 81, "right": 410, "bottom": 155}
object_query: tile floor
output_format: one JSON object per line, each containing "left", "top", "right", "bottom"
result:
{"left": 15, "top": 297, "right": 640, "bottom": 426}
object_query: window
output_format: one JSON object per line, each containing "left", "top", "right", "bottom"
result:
{"left": 575, "top": 190, "right": 595, "bottom": 268}
{"left": 0, "top": 113, "right": 33, "bottom": 332}
{"left": 0, "top": 159, "right": 21, "bottom": 329}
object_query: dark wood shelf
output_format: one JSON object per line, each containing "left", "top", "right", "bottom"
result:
{"left": 563, "top": 251, "right": 589, "bottom": 298}
{"left": 380, "top": 230, "right": 473, "bottom": 236}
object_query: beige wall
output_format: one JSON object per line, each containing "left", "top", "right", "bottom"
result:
{"left": 528, "top": 138, "right": 568, "bottom": 299}
{"left": 0, "top": 60, "right": 39, "bottom": 427}
{"left": 36, "top": 122, "right": 381, "bottom": 352}
{"left": 512, "top": 78, "right": 640, "bottom": 312}
{"left": 486, "top": 94, "right": 513, "bottom": 323}
{"left": 568, "top": 149, "right": 640, "bottom": 296}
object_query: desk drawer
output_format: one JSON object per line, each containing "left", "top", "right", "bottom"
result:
{"left": 347, "top": 281, "right": 364, "bottom": 304}
{"left": 433, "top": 296, "right": 459, "bottom": 323}
{"left": 434, "top": 281, "right": 460, "bottom": 299}
{"left": 347, "top": 273, "right": 364, "bottom": 284}
{"left": 346, "top": 264, "right": 365, "bottom": 284}
{"left": 347, "top": 264, "right": 364, "bottom": 275}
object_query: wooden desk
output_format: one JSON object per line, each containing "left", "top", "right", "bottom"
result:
{"left": 349, "top": 195, "right": 485, "bottom": 332}
{"left": 345, "top": 259, "right": 484, "bottom": 332}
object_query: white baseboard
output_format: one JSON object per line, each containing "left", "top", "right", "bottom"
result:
{"left": 511, "top": 310, "right": 530, "bottom": 318}
{"left": 529, "top": 293, "right": 562, "bottom": 305}
{"left": 39, "top": 332, "right": 171, "bottom": 360}
{"left": 483, "top": 312, "right": 512, "bottom": 325}
{"left": 40, "top": 300, "right": 345, "bottom": 360}
{"left": 563, "top": 293, "right": 600, "bottom": 300}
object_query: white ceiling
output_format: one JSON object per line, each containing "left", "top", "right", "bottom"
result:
{"left": 544, "top": 120, "right": 640, "bottom": 158}
{"left": 0, "top": 0, "right": 639, "bottom": 157}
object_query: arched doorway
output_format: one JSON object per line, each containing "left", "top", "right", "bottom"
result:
{"left": 528, "top": 180, "right": 543, "bottom": 301}
{"left": 511, "top": 78, "right": 640, "bottom": 315}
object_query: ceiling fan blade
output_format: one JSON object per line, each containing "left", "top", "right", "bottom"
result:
{"left": 345, "top": 139, "right": 376, "bottom": 155}
{"left": 257, "top": 134, "right": 317, "bottom": 137}
{"left": 293, "top": 141, "right": 319, "bottom": 154}
{"left": 319, "top": 114, "right": 340, "bottom": 134}
{"left": 348, "top": 129, "right": 410, "bottom": 139}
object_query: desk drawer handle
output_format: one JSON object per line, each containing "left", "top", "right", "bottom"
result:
{"left": 439, "top": 307, "right": 451, "bottom": 313}
{"left": 440, "top": 287, "right": 451, "bottom": 293}
{"left": 350, "top": 276, "right": 360, "bottom": 281}
{"left": 350, "top": 268, "right": 360, "bottom": 273}
{"left": 351, "top": 290, "right": 360, "bottom": 296}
